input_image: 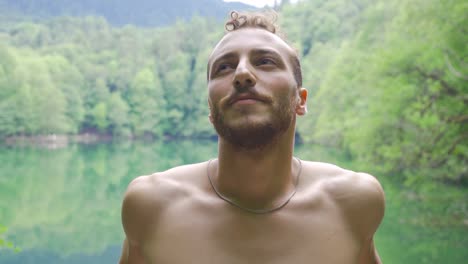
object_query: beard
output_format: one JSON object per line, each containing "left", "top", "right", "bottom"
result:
{"left": 211, "top": 93, "right": 296, "bottom": 150}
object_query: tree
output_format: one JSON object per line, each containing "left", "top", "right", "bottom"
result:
{"left": 106, "top": 92, "right": 130, "bottom": 137}
{"left": 127, "top": 68, "right": 165, "bottom": 137}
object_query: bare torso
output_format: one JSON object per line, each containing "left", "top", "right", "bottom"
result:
{"left": 121, "top": 160, "right": 384, "bottom": 264}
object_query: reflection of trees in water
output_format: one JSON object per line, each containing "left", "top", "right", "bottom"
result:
{"left": 0, "top": 140, "right": 217, "bottom": 256}
{"left": 375, "top": 180, "right": 468, "bottom": 264}
{"left": 0, "top": 224, "right": 21, "bottom": 253}
{"left": 1, "top": 141, "right": 466, "bottom": 263}
{"left": 0, "top": 245, "right": 121, "bottom": 264}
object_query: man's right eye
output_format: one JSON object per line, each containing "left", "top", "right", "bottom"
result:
{"left": 216, "top": 63, "right": 233, "bottom": 73}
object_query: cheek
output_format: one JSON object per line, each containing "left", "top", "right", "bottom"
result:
{"left": 208, "top": 82, "right": 221, "bottom": 100}
{"left": 263, "top": 75, "right": 296, "bottom": 97}
{"left": 208, "top": 83, "right": 229, "bottom": 108}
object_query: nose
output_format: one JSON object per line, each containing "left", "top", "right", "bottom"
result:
{"left": 232, "top": 60, "right": 256, "bottom": 91}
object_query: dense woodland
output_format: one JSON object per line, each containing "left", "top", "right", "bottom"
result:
{"left": 0, "top": 0, "right": 253, "bottom": 26}
{"left": 0, "top": 0, "right": 466, "bottom": 186}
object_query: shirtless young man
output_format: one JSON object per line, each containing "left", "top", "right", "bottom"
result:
{"left": 119, "top": 11, "right": 385, "bottom": 264}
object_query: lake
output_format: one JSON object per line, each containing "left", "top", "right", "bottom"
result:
{"left": 0, "top": 140, "right": 466, "bottom": 263}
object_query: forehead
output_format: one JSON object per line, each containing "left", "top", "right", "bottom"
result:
{"left": 209, "top": 28, "right": 295, "bottom": 64}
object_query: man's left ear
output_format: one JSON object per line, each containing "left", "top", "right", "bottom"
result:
{"left": 296, "top": 88, "right": 308, "bottom": 116}
{"left": 208, "top": 99, "right": 214, "bottom": 124}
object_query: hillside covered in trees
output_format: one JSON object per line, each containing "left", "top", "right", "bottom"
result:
{"left": 0, "top": 0, "right": 466, "bottom": 186}
{"left": 0, "top": 0, "right": 254, "bottom": 26}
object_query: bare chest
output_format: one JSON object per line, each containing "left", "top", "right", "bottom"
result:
{"left": 141, "top": 197, "right": 361, "bottom": 264}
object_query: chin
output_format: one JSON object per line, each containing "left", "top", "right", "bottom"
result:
{"left": 211, "top": 99, "right": 295, "bottom": 149}
{"left": 215, "top": 117, "right": 292, "bottom": 150}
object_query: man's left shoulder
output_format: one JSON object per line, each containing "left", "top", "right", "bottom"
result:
{"left": 303, "top": 161, "right": 385, "bottom": 235}
{"left": 333, "top": 170, "right": 385, "bottom": 204}
{"left": 304, "top": 161, "right": 384, "bottom": 203}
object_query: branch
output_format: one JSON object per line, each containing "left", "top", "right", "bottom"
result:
{"left": 430, "top": 133, "right": 468, "bottom": 168}
{"left": 413, "top": 66, "right": 459, "bottom": 96}
{"left": 447, "top": 115, "right": 468, "bottom": 123}
{"left": 444, "top": 52, "right": 468, "bottom": 80}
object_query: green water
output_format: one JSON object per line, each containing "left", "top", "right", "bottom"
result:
{"left": 0, "top": 140, "right": 466, "bottom": 263}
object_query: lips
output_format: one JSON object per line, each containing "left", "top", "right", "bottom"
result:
{"left": 229, "top": 94, "right": 269, "bottom": 105}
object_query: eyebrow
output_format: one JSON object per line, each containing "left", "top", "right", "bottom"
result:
{"left": 212, "top": 48, "right": 282, "bottom": 66}
{"left": 211, "top": 52, "right": 237, "bottom": 67}
{"left": 208, "top": 48, "right": 286, "bottom": 79}
{"left": 250, "top": 48, "right": 283, "bottom": 59}
{"left": 251, "top": 48, "right": 287, "bottom": 69}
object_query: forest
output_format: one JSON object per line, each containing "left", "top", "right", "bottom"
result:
{"left": 0, "top": 0, "right": 466, "bottom": 187}
{"left": 0, "top": 0, "right": 252, "bottom": 26}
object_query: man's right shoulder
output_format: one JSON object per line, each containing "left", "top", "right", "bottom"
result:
{"left": 124, "top": 162, "right": 207, "bottom": 208}
{"left": 123, "top": 173, "right": 173, "bottom": 207}
{"left": 121, "top": 162, "right": 208, "bottom": 242}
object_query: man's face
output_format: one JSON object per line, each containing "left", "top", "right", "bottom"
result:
{"left": 207, "top": 28, "right": 305, "bottom": 149}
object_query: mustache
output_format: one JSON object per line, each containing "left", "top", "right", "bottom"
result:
{"left": 225, "top": 90, "right": 273, "bottom": 106}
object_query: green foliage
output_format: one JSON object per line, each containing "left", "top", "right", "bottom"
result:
{"left": 106, "top": 92, "right": 130, "bottom": 136}
{"left": 90, "top": 102, "right": 108, "bottom": 133}
{"left": 0, "top": 14, "right": 219, "bottom": 139}
{"left": 0, "top": 0, "right": 254, "bottom": 27}
{"left": 292, "top": 0, "right": 467, "bottom": 185}
{"left": 0, "top": 0, "right": 466, "bottom": 186}
{"left": 128, "top": 68, "right": 164, "bottom": 137}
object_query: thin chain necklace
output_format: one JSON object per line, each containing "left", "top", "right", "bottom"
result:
{"left": 207, "top": 157, "right": 302, "bottom": 214}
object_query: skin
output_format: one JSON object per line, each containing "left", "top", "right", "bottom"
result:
{"left": 120, "top": 28, "right": 385, "bottom": 264}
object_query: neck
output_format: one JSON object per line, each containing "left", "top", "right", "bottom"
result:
{"left": 212, "top": 126, "right": 299, "bottom": 210}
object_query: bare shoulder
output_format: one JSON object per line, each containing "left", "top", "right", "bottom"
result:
{"left": 121, "top": 161, "right": 209, "bottom": 243}
{"left": 301, "top": 161, "right": 385, "bottom": 237}
{"left": 301, "top": 161, "right": 384, "bottom": 201}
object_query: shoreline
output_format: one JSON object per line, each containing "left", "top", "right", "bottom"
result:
{"left": 1, "top": 133, "right": 218, "bottom": 149}
{"left": 3, "top": 133, "right": 113, "bottom": 149}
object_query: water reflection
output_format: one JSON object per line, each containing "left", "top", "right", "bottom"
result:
{"left": 0, "top": 140, "right": 466, "bottom": 263}
{"left": 0, "top": 245, "right": 120, "bottom": 264}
